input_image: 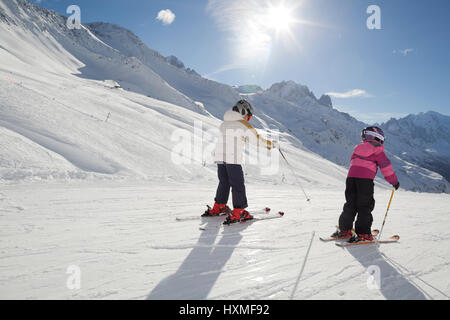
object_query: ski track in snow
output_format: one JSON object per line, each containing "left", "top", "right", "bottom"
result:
{"left": 0, "top": 181, "right": 449, "bottom": 300}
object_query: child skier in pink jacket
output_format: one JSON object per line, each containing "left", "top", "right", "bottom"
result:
{"left": 332, "top": 126, "right": 400, "bottom": 243}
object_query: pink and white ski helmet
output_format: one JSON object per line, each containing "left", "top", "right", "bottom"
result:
{"left": 361, "top": 126, "right": 385, "bottom": 144}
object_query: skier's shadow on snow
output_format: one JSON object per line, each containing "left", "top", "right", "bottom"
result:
{"left": 147, "top": 219, "right": 251, "bottom": 299}
{"left": 346, "top": 245, "right": 426, "bottom": 300}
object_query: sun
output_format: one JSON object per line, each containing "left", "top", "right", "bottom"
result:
{"left": 224, "top": 1, "right": 305, "bottom": 70}
{"left": 266, "top": 4, "right": 294, "bottom": 32}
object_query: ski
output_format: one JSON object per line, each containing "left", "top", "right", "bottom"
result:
{"left": 175, "top": 207, "right": 270, "bottom": 222}
{"left": 335, "top": 235, "right": 400, "bottom": 247}
{"left": 319, "top": 235, "right": 351, "bottom": 242}
{"left": 199, "top": 211, "right": 284, "bottom": 230}
{"left": 320, "top": 229, "right": 379, "bottom": 242}
{"left": 175, "top": 212, "right": 227, "bottom": 222}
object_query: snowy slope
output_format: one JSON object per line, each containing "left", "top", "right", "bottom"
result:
{"left": 0, "top": 0, "right": 449, "bottom": 301}
{"left": 0, "top": 0, "right": 448, "bottom": 192}
{"left": 0, "top": 0, "right": 202, "bottom": 113}
{"left": 1, "top": 181, "right": 449, "bottom": 300}
{"left": 0, "top": 0, "right": 347, "bottom": 187}
{"left": 0, "top": 0, "right": 448, "bottom": 194}
{"left": 86, "top": 22, "right": 242, "bottom": 118}
{"left": 84, "top": 22, "right": 450, "bottom": 193}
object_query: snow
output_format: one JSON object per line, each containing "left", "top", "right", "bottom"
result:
{"left": 383, "top": 112, "right": 450, "bottom": 183}
{"left": 86, "top": 21, "right": 242, "bottom": 119}
{"left": 0, "top": 0, "right": 449, "bottom": 300}
{"left": 1, "top": 181, "right": 449, "bottom": 299}
{"left": 85, "top": 17, "right": 450, "bottom": 193}
{"left": 246, "top": 85, "right": 450, "bottom": 193}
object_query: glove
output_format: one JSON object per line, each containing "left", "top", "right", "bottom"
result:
{"left": 393, "top": 182, "right": 400, "bottom": 190}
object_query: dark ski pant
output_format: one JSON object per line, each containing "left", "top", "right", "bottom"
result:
{"left": 215, "top": 163, "right": 248, "bottom": 209}
{"left": 339, "top": 177, "right": 375, "bottom": 235}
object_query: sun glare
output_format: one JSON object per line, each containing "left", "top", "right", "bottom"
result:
{"left": 224, "top": 1, "right": 304, "bottom": 71}
{"left": 267, "top": 5, "right": 294, "bottom": 32}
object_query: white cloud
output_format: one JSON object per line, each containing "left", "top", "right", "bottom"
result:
{"left": 156, "top": 9, "right": 175, "bottom": 25}
{"left": 326, "top": 89, "right": 374, "bottom": 99}
{"left": 393, "top": 48, "right": 414, "bottom": 56}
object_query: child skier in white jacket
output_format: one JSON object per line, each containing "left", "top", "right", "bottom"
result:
{"left": 204, "top": 100, "right": 277, "bottom": 224}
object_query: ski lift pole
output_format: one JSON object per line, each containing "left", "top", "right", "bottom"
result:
{"left": 377, "top": 189, "right": 395, "bottom": 240}
{"left": 278, "top": 147, "right": 310, "bottom": 202}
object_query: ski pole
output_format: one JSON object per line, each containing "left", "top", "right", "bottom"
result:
{"left": 278, "top": 147, "right": 310, "bottom": 202}
{"left": 377, "top": 189, "right": 395, "bottom": 240}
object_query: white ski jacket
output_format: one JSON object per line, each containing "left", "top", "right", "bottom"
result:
{"left": 213, "top": 110, "right": 274, "bottom": 165}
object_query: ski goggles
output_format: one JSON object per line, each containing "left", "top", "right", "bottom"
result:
{"left": 363, "top": 130, "right": 385, "bottom": 142}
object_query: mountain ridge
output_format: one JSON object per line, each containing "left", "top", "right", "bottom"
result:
{"left": 0, "top": 0, "right": 449, "bottom": 193}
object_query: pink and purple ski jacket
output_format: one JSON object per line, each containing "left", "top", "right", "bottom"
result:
{"left": 347, "top": 140, "right": 399, "bottom": 186}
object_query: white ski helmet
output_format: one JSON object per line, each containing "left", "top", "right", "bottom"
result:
{"left": 232, "top": 99, "right": 254, "bottom": 117}
{"left": 361, "top": 126, "right": 385, "bottom": 144}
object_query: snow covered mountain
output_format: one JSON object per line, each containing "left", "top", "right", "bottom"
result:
{"left": 383, "top": 111, "right": 450, "bottom": 183}
{"left": 0, "top": 0, "right": 448, "bottom": 195}
{"left": 86, "top": 22, "right": 242, "bottom": 118}
{"left": 0, "top": 0, "right": 345, "bottom": 187}
{"left": 234, "top": 84, "right": 264, "bottom": 94}
{"left": 0, "top": 0, "right": 202, "bottom": 113}
{"left": 246, "top": 82, "right": 449, "bottom": 193}
{"left": 265, "top": 80, "right": 318, "bottom": 104}
{"left": 84, "top": 21, "right": 450, "bottom": 193}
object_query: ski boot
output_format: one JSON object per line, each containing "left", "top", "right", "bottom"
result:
{"left": 330, "top": 226, "right": 353, "bottom": 240}
{"left": 223, "top": 208, "right": 253, "bottom": 225}
{"left": 348, "top": 232, "right": 374, "bottom": 243}
{"left": 202, "top": 203, "right": 231, "bottom": 217}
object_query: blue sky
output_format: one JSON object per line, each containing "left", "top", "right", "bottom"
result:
{"left": 35, "top": 0, "right": 449, "bottom": 123}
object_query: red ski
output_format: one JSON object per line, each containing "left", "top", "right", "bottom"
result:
{"left": 199, "top": 211, "right": 284, "bottom": 230}
{"left": 320, "top": 229, "right": 380, "bottom": 242}
{"left": 335, "top": 235, "right": 400, "bottom": 247}
{"left": 176, "top": 207, "right": 270, "bottom": 221}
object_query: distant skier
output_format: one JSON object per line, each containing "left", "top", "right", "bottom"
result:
{"left": 204, "top": 100, "right": 277, "bottom": 224}
{"left": 331, "top": 126, "right": 400, "bottom": 243}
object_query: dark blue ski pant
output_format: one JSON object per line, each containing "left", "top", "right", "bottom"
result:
{"left": 215, "top": 163, "right": 248, "bottom": 209}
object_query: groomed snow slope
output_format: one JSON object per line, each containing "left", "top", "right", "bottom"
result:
{"left": 1, "top": 181, "right": 449, "bottom": 300}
